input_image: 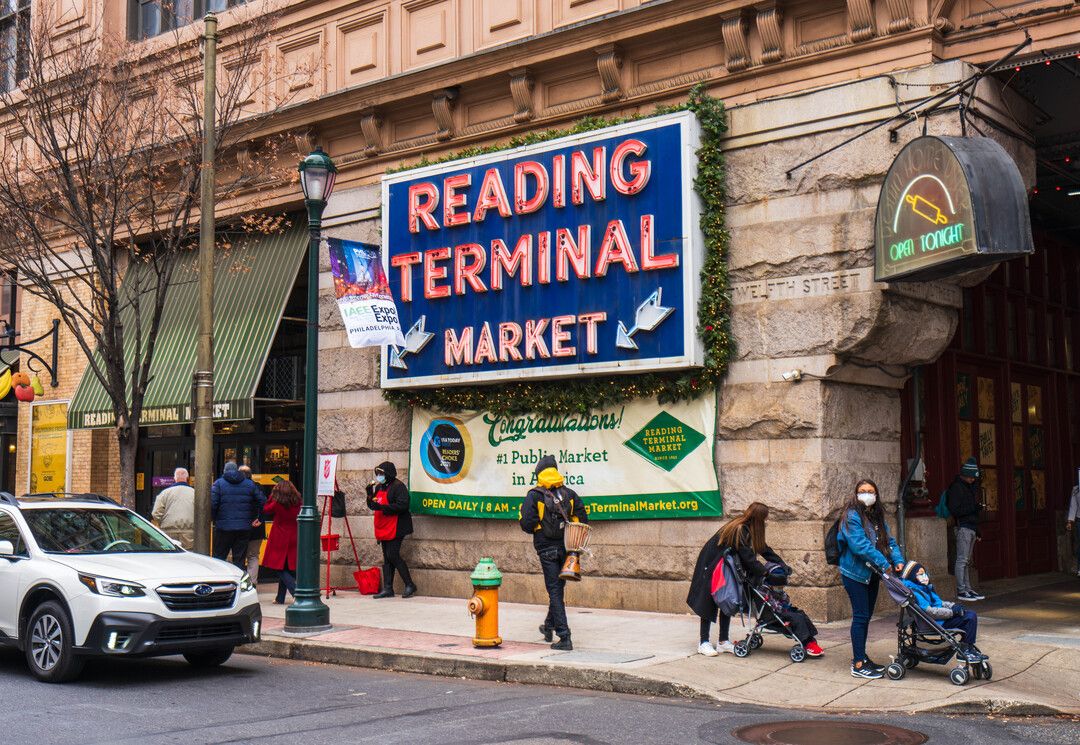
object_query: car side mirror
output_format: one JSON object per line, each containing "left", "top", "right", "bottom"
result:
{"left": 171, "top": 539, "right": 184, "bottom": 549}
{"left": 0, "top": 540, "right": 15, "bottom": 557}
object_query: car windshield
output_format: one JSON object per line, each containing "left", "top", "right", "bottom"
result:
{"left": 22, "top": 508, "right": 181, "bottom": 554}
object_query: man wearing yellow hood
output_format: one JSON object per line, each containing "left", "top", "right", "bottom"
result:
{"left": 519, "top": 454, "right": 589, "bottom": 650}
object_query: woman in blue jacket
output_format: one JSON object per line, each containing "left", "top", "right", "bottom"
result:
{"left": 837, "top": 479, "right": 904, "bottom": 679}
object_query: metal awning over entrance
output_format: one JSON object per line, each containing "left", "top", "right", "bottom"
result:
{"left": 67, "top": 221, "right": 308, "bottom": 430}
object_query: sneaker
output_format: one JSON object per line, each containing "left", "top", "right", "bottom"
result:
{"left": 958, "top": 591, "right": 985, "bottom": 601}
{"left": 698, "top": 642, "right": 719, "bottom": 657}
{"left": 539, "top": 625, "right": 553, "bottom": 643}
{"left": 717, "top": 640, "right": 735, "bottom": 654}
{"left": 550, "top": 636, "right": 573, "bottom": 651}
{"left": 805, "top": 641, "right": 824, "bottom": 657}
{"left": 851, "top": 661, "right": 884, "bottom": 679}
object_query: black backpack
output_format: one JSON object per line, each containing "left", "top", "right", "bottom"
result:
{"left": 539, "top": 487, "right": 572, "bottom": 540}
{"left": 824, "top": 518, "right": 842, "bottom": 566}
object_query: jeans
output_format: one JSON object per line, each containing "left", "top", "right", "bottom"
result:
{"left": 212, "top": 528, "right": 250, "bottom": 570}
{"left": 699, "top": 613, "right": 732, "bottom": 644}
{"left": 537, "top": 545, "right": 570, "bottom": 638}
{"left": 842, "top": 573, "right": 880, "bottom": 663}
{"left": 955, "top": 526, "right": 976, "bottom": 594}
{"left": 380, "top": 536, "right": 413, "bottom": 590}
{"left": 276, "top": 569, "right": 296, "bottom": 604}
{"left": 942, "top": 609, "right": 978, "bottom": 646}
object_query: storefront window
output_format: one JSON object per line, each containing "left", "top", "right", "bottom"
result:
{"left": 983, "top": 296, "right": 997, "bottom": 355}
{"left": 1006, "top": 302, "right": 1019, "bottom": 357}
{"left": 1026, "top": 307, "right": 1039, "bottom": 364}
{"left": 29, "top": 402, "right": 68, "bottom": 494}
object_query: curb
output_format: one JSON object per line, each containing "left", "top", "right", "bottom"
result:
{"left": 242, "top": 636, "right": 1070, "bottom": 717}
{"left": 242, "top": 636, "right": 710, "bottom": 702}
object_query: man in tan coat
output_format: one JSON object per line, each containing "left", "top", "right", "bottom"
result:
{"left": 152, "top": 467, "right": 195, "bottom": 549}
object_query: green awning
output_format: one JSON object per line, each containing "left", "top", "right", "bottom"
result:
{"left": 68, "top": 221, "right": 307, "bottom": 430}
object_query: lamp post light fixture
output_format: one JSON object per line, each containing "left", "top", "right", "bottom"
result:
{"left": 284, "top": 147, "right": 337, "bottom": 633}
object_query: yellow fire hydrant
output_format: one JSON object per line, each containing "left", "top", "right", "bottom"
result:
{"left": 467, "top": 557, "right": 503, "bottom": 648}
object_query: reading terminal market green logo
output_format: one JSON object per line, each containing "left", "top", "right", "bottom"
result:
{"left": 623, "top": 411, "right": 705, "bottom": 472}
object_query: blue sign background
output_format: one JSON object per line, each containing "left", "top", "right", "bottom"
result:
{"left": 382, "top": 113, "right": 701, "bottom": 387}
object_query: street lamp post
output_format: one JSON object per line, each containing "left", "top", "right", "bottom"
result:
{"left": 284, "top": 147, "right": 337, "bottom": 633}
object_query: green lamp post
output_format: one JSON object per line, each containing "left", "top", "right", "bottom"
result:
{"left": 284, "top": 147, "right": 337, "bottom": 633}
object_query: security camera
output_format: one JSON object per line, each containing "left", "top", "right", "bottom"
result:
{"left": 781, "top": 369, "right": 803, "bottom": 382}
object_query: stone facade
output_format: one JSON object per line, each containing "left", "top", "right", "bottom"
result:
{"left": 311, "top": 61, "right": 1031, "bottom": 620}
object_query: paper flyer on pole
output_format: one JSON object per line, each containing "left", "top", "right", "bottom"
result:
{"left": 327, "top": 238, "right": 405, "bottom": 348}
{"left": 407, "top": 396, "right": 721, "bottom": 520}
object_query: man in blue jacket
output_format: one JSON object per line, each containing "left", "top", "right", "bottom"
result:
{"left": 211, "top": 461, "right": 266, "bottom": 570}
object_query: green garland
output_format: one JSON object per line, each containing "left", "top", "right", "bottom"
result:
{"left": 383, "top": 84, "right": 731, "bottom": 416}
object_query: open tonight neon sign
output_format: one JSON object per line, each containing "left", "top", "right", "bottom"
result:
{"left": 380, "top": 112, "right": 705, "bottom": 388}
{"left": 874, "top": 135, "right": 1033, "bottom": 283}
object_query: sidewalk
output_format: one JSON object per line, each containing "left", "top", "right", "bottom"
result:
{"left": 244, "top": 572, "right": 1080, "bottom": 714}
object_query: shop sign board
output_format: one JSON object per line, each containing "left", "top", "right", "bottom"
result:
{"left": 407, "top": 397, "right": 721, "bottom": 520}
{"left": 381, "top": 111, "right": 704, "bottom": 388}
{"left": 874, "top": 135, "right": 1033, "bottom": 282}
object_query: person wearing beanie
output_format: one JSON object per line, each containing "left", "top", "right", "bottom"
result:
{"left": 365, "top": 461, "right": 416, "bottom": 599}
{"left": 518, "top": 454, "right": 588, "bottom": 650}
{"left": 899, "top": 561, "right": 979, "bottom": 646}
{"left": 210, "top": 461, "right": 266, "bottom": 570}
{"left": 945, "top": 457, "right": 984, "bottom": 601}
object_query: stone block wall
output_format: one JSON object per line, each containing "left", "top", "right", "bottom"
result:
{"left": 311, "top": 61, "right": 1031, "bottom": 621}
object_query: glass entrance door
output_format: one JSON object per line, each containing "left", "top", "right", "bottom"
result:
{"left": 1010, "top": 373, "right": 1055, "bottom": 574}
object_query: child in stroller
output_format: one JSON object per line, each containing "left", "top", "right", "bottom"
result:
{"left": 733, "top": 561, "right": 824, "bottom": 662}
{"left": 875, "top": 562, "right": 990, "bottom": 686}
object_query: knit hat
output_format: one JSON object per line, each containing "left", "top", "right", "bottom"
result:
{"left": 533, "top": 454, "right": 557, "bottom": 476}
{"left": 900, "top": 561, "right": 925, "bottom": 581}
{"left": 960, "top": 457, "right": 980, "bottom": 479}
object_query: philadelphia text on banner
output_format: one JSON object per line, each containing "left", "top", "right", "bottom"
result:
{"left": 407, "top": 397, "right": 721, "bottom": 520}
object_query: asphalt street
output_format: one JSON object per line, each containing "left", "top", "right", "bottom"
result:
{"left": 1, "top": 649, "right": 1077, "bottom": 745}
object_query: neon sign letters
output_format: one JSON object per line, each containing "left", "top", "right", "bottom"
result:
{"left": 381, "top": 112, "right": 704, "bottom": 388}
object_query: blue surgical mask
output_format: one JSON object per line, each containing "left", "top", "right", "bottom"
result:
{"left": 375, "top": 474, "right": 386, "bottom": 485}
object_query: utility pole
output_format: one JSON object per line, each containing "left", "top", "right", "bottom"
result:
{"left": 193, "top": 13, "right": 217, "bottom": 556}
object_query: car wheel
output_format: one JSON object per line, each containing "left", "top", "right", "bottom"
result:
{"left": 183, "top": 646, "right": 234, "bottom": 668}
{"left": 25, "top": 601, "right": 85, "bottom": 683}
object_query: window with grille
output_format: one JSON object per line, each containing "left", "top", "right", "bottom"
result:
{"left": 0, "top": 0, "right": 30, "bottom": 93}
{"left": 127, "top": 0, "right": 246, "bottom": 42}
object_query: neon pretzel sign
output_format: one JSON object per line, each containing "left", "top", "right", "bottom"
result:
{"left": 874, "top": 135, "right": 1031, "bottom": 282}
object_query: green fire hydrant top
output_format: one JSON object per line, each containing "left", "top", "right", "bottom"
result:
{"left": 471, "top": 557, "right": 503, "bottom": 587}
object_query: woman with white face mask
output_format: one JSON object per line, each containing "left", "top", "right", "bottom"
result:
{"left": 836, "top": 479, "right": 905, "bottom": 680}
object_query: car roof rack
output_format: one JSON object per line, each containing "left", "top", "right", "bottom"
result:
{"left": 18, "top": 492, "right": 121, "bottom": 506}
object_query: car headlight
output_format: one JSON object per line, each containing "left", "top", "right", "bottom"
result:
{"left": 239, "top": 573, "right": 255, "bottom": 593}
{"left": 79, "top": 573, "right": 146, "bottom": 597}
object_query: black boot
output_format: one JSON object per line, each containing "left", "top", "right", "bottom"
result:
{"left": 373, "top": 565, "right": 395, "bottom": 598}
{"left": 539, "top": 625, "right": 553, "bottom": 643}
{"left": 402, "top": 583, "right": 418, "bottom": 598}
{"left": 550, "top": 635, "right": 572, "bottom": 651}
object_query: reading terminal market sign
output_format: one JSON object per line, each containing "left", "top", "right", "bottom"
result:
{"left": 380, "top": 111, "right": 705, "bottom": 388}
{"left": 874, "top": 135, "right": 1033, "bottom": 283}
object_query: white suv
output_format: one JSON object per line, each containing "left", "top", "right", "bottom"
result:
{"left": 0, "top": 492, "right": 261, "bottom": 682}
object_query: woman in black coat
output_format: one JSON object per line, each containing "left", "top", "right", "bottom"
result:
{"left": 686, "top": 502, "right": 783, "bottom": 655}
{"left": 365, "top": 461, "right": 416, "bottom": 598}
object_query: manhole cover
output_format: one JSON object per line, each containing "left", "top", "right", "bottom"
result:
{"left": 732, "top": 721, "right": 927, "bottom": 745}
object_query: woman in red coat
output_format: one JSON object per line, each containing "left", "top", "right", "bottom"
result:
{"left": 261, "top": 480, "right": 302, "bottom": 604}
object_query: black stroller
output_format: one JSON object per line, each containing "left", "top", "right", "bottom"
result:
{"left": 730, "top": 559, "right": 812, "bottom": 663}
{"left": 870, "top": 565, "right": 991, "bottom": 686}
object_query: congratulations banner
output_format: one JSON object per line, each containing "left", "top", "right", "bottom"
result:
{"left": 408, "top": 397, "right": 721, "bottom": 520}
{"left": 328, "top": 238, "right": 405, "bottom": 348}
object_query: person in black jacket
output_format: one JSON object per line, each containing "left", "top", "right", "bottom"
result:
{"left": 211, "top": 461, "right": 265, "bottom": 570}
{"left": 518, "top": 455, "right": 588, "bottom": 651}
{"left": 945, "top": 457, "right": 984, "bottom": 601}
{"left": 365, "top": 461, "right": 416, "bottom": 599}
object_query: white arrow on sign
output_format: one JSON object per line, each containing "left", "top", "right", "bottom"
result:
{"left": 388, "top": 315, "right": 434, "bottom": 370}
{"left": 615, "top": 289, "right": 674, "bottom": 351}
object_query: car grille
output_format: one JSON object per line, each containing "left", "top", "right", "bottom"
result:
{"left": 155, "top": 621, "right": 243, "bottom": 643}
{"left": 157, "top": 582, "right": 237, "bottom": 612}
